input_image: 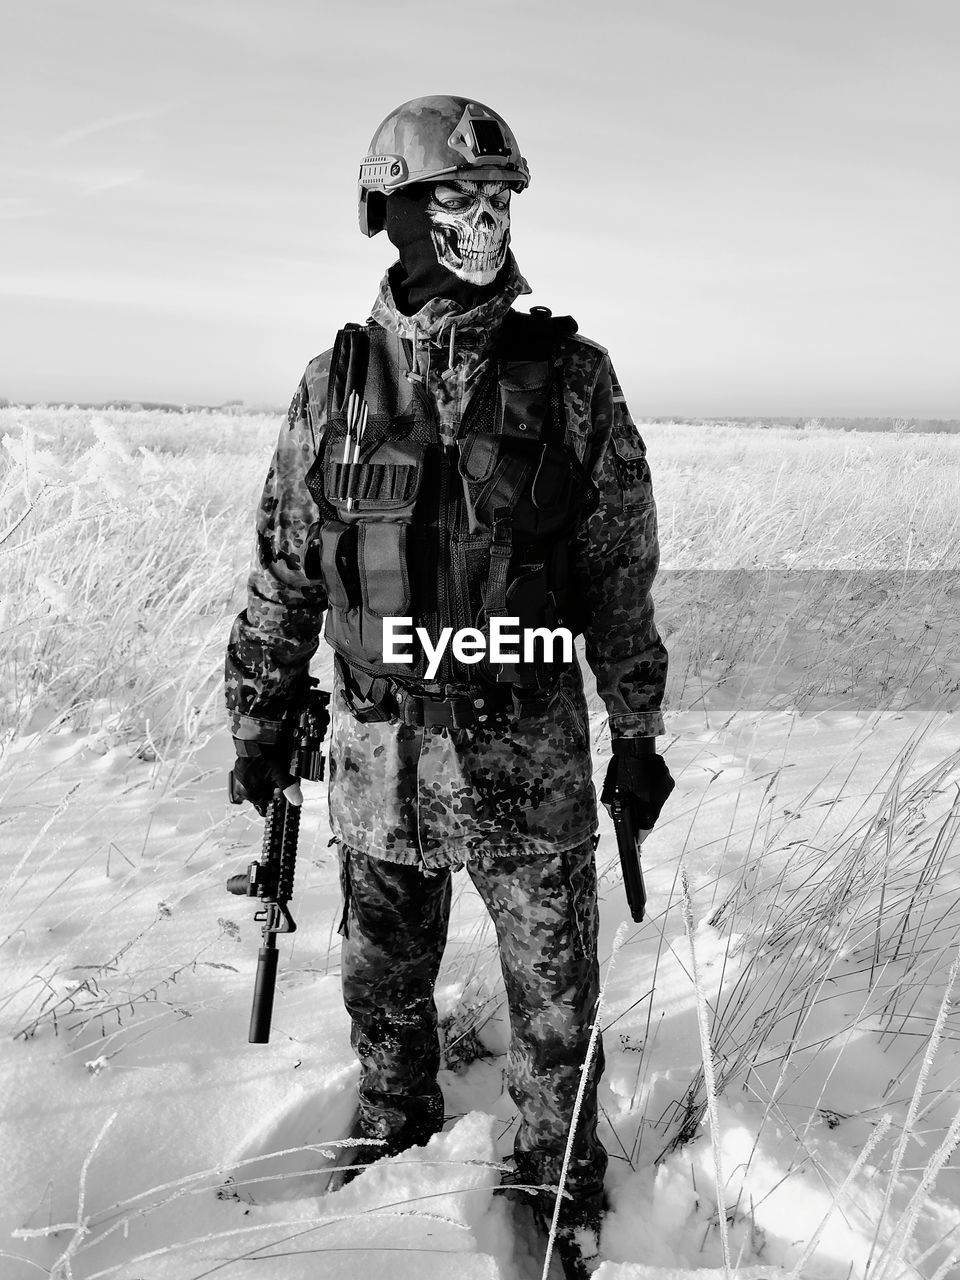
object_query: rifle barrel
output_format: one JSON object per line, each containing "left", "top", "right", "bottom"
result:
{"left": 248, "top": 935, "right": 279, "bottom": 1043}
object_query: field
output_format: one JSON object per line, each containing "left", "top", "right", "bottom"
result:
{"left": 1, "top": 407, "right": 959, "bottom": 1279}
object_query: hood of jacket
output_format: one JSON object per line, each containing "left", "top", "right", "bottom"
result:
{"left": 369, "top": 250, "right": 532, "bottom": 358}
{"left": 369, "top": 251, "right": 533, "bottom": 443}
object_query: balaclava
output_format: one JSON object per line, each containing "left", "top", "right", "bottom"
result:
{"left": 385, "top": 179, "right": 513, "bottom": 315}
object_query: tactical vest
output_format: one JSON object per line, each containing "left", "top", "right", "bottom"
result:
{"left": 304, "top": 308, "right": 599, "bottom": 693}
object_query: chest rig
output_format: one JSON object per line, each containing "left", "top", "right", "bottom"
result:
{"left": 304, "top": 308, "right": 598, "bottom": 716}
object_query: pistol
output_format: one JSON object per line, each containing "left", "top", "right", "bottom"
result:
{"left": 605, "top": 793, "right": 647, "bottom": 923}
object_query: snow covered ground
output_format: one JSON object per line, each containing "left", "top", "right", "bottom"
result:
{"left": 2, "top": 412, "right": 960, "bottom": 1278}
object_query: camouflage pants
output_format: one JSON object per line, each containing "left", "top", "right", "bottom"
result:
{"left": 337, "top": 838, "right": 607, "bottom": 1195}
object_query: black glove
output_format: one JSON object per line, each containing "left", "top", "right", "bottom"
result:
{"left": 230, "top": 740, "right": 296, "bottom": 818}
{"left": 601, "top": 741, "right": 675, "bottom": 830}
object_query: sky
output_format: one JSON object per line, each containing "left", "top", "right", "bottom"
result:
{"left": 1, "top": 0, "right": 959, "bottom": 415}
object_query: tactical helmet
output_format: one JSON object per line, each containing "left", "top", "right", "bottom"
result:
{"left": 358, "top": 95, "right": 530, "bottom": 237}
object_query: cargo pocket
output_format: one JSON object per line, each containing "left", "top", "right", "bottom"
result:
{"left": 561, "top": 844, "right": 599, "bottom": 961}
{"left": 558, "top": 688, "right": 589, "bottom": 752}
{"left": 611, "top": 428, "right": 652, "bottom": 512}
{"left": 337, "top": 846, "right": 352, "bottom": 940}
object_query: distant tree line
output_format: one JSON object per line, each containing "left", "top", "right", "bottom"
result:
{"left": 3, "top": 401, "right": 956, "bottom": 433}
{"left": 0, "top": 399, "right": 286, "bottom": 415}
{"left": 646, "top": 416, "right": 960, "bottom": 434}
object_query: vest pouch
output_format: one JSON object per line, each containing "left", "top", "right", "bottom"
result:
{"left": 324, "top": 607, "right": 387, "bottom": 670}
{"left": 466, "top": 435, "right": 541, "bottom": 530}
{"left": 324, "top": 434, "right": 424, "bottom": 520}
{"left": 316, "top": 520, "right": 360, "bottom": 611}
{"left": 458, "top": 433, "right": 498, "bottom": 483}
{"left": 320, "top": 517, "right": 415, "bottom": 672}
{"left": 484, "top": 568, "right": 563, "bottom": 688}
{"left": 499, "top": 361, "right": 550, "bottom": 438}
{"left": 530, "top": 444, "right": 576, "bottom": 526}
{"left": 358, "top": 522, "right": 410, "bottom": 618}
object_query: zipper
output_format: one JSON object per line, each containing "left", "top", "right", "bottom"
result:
{"left": 406, "top": 370, "right": 451, "bottom": 684}
{"left": 408, "top": 339, "right": 494, "bottom": 686}
{"left": 437, "top": 437, "right": 456, "bottom": 683}
{"left": 412, "top": 723, "right": 428, "bottom": 867}
{"left": 401, "top": 333, "right": 435, "bottom": 867}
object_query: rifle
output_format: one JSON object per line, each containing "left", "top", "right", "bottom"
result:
{"left": 226, "top": 682, "right": 331, "bottom": 1043}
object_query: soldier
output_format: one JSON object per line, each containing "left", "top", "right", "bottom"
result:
{"left": 225, "top": 95, "right": 674, "bottom": 1277}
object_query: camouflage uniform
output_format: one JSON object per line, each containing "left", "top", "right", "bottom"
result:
{"left": 225, "top": 252, "right": 667, "bottom": 1193}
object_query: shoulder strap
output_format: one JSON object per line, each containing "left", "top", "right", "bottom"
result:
{"left": 495, "top": 305, "right": 578, "bottom": 361}
{"left": 326, "top": 323, "right": 370, "bottom": 419}
{"left": 494, "top": 306, "right": 578, "bottom": 447}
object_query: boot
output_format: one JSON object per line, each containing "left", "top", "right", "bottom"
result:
{"left": 335, "top": 1096, "right": 444, "bottom": 1188}
{"left": 547, "top": 1186, "right": 605, "bottom": 1279}
{"left": 499, "top": 1157, "right": 605, "bottom": 1279}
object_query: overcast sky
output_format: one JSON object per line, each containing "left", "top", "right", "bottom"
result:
{"left": 2, "top": 0, "right": 958, "bottom": 415}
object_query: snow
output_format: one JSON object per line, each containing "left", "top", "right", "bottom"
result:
{"left": 2, "top": 412, "right": 960, "bottom": 1277}
{"left": 4, "top": 670, "right": 959, "bottom": 1278}
{"left": 594, "top": 1268, "right": 780, "bottom": 1280}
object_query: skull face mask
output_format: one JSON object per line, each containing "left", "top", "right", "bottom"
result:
{"left": 426, "top": 180, "right": 511, "bottom": 286}
{"left": 385, "top": 179, "right": 513, "bottom": 314}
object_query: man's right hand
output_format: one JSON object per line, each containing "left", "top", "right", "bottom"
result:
{"left": 230, "top": 741, "right": 300, "bottom": 817}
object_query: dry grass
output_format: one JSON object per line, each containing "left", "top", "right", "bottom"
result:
{"left": 641, "top": 420, "right": 960, "bottom": 572}
{"left": 2, "top": 410, "right": 959, "bottom": 751}
{"left": 0, "top": 408, "right": 276, "bottom": 755}
{"left": 601, "top": 725, "right": 960, "bottom": 1277}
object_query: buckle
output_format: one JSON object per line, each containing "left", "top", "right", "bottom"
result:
{"left": 423, "top": 694, "right": 477, "bottom": 730}
{"left": 400, "top": 695, "right": 425, "bottom": 726}
{"left": 422, "top": 697, "right": 455, "bottom": 729}
{"left": 398, "top": 690, "right": 486, "bottom": 730}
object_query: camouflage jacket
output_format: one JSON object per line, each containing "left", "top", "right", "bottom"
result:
{"left": 225, "top": 254, "right": 668, "bottom": 868}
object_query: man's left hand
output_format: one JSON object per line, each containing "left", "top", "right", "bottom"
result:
{"left": 601, "top": 740, "right": 675, "bottom": 832}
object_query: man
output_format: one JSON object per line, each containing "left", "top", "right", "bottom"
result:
{"left": 225, "top": 95, "right": 673, "bottom": 1277}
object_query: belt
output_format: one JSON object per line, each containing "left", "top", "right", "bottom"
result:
{"left": 396, "top": 683, "right": 554, "bottom": 730}
{"left": 335, "top": 655, "right": 555, "bottom": 728}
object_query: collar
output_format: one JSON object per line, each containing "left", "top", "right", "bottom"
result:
{"left": 369, "top": 251, "right": 532, "bottom": 350}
